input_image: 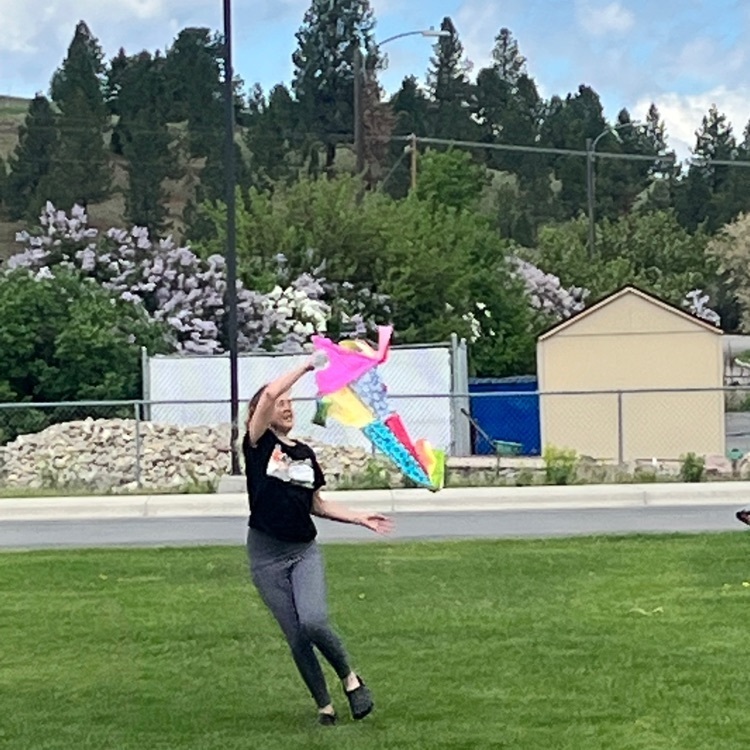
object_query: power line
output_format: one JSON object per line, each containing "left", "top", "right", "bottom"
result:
{"left": 387, "top": 134, "right": 675, "bottom": 164}
{"left": 5, "top": 128, "right": 750, "bottom": 172}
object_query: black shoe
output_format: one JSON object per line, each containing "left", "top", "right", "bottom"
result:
{"left": 345, "top": 675, "right": 373, "bottom": 720}
{"left": 737, "top": 509, "right": 750, "bottom": 526}
{"left": 318, "top": 711, "right": 337, "bottom": 726}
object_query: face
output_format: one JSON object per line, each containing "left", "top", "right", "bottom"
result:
{"left": 270, "top": 392, "right": 294, "bottom": 434}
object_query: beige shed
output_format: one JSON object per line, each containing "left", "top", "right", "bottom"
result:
{"left": 537, "top": 286, "right": 724, "bottom": 462}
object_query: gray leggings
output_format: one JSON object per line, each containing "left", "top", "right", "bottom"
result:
{"left": 247, "top": 528, "right": 352, "bottom": 707}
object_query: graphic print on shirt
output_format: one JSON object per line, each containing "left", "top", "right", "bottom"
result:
{"left": 266, "top": 444, "right": 316, "bottom": 488}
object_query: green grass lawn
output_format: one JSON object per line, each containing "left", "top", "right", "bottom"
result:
{"left": 2, "top": 534, "right": 750, "bottom": 749}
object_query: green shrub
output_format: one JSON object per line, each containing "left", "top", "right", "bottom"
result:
{"left": 679, "top": 453, "right": 705, "bottom": 483}
{"left": 543, "top": 445, "right": 579, "bottom": 485}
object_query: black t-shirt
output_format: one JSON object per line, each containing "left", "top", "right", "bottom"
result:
{"left": 242, "top": 429, "right": 326, "bottom": 543}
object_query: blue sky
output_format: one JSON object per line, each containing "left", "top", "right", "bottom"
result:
{"left": 1, "top": 0, "right": 748, "bottom": 160}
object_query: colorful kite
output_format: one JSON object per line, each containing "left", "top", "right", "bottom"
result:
{"left": 311, "top": 325, "right": 445, "bottom": 491}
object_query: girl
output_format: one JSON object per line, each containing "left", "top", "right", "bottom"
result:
{"left": 243, "top": 356, "right": 393, "bottom": 725}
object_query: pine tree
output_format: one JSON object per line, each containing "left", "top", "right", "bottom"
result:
{"left": 728, "top": 119, "right": 750, "bottom": 211}
{"left": 471, "top": 28, "right": 552, "bottom": 243}
{"left": 538, "top": 85, "right": 607, "bottom": 220}
{"left": 643, "top": 103, "right": 675, "bottom": 178}
{"left": 110, "top": 51, "right": 174, "bottom": 233}
{"left": 47, "top": 21, "right": 112, "bottom": 208}
{"left": 244, "top": 82, "right": 315, "bottom": 189}
{"left": 292, "top": 0, "right": 378, "bottom": 172}
{"left": 163, "top": 28, "right": 224, "bottom": 159}
{"left": 391, "top": 76, "right": 430, "bottom": 138}
{"left": 384, "top": 76, "right": 431, "bottom": 197}
{"left": 491, "top": 28, "right": 527, "bottom": 85}
{"left": 105, "top": 47, "right": 131, "bottom": 155}
{"left": 593, "top": 108, "right": 657, "bottom": 220}
{"left": 693, "top": 105, "right": 736, "bottom": 192}
{"left": 675, "top": 106, "right": 737, "bottom": 232}
{"left": 426, "top": 17, "right": 477, "bottom": 141}
{"left": 706, "top": 116, "right": 750, "bottom": 230}
{"left": 4, "top": 95, "right": 59, "bottom": 220}
{"left": 474, "top": 28, "right": 539, "bottom": 172}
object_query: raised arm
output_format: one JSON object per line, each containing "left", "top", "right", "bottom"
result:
{"left": 247, "top": 359, "right": 315, "bottom": 445}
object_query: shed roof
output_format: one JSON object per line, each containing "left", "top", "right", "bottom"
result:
{"left": 537, "top": 285, "right": 722, "bottom": 342}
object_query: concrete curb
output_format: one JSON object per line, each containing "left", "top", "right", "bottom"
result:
{"left": 0, "top": 483, "right": 749, "bottom": 521}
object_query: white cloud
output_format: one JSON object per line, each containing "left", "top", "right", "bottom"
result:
{"left": 0, "top": 0, "right": 311, "bottom": 96}
{"left": 454, "top": 0, "right": 505, "bottom": 73}
{"left": 633, "top": 86, "right": 750, "bottom": 163}
{"left": 667, "top": 36, "right": 747, "bottom": 84}
{"left": 576, "top": 1, "right": 635, "bottom": 36}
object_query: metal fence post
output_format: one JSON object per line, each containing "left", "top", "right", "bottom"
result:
{"left": 134, "top": 401, "right": 142, "bottom": 488}
{"left": 617, "top": 391, "right": 624, "bottom": 465}
{"left": 449, "top": 333, "right": 458, "bottom": 457}
{"left": 449, "top": 334, "right": 471, "bottom": 457}
{"left": 140, "top": 346, "right": 151, "bottom": 422}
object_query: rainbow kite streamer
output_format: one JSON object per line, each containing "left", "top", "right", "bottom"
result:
{"left": 311, "top": 326, "right": 445, "bottom": 492}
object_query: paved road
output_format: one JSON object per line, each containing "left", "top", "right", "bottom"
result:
{"left": 0, "top": 504, "right": 746, "bottom": 550}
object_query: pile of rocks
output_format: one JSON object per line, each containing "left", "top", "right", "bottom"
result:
{"left": 0, "top": 418, "right": 390, "bottom": 493}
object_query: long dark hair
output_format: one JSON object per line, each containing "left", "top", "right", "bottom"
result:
{"left": 245, "top": 384, "right": 268, "bottom": 434}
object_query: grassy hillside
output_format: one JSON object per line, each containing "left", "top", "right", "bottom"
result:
{"left": 0, "top": 95, "right": 202, "bottom": 262}
{"left": 0, "top": 96, "right": 30, "bottom": 259}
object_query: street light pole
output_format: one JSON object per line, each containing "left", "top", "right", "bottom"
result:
{"left": 586, "top": 137, "right": 595, "bottom": 259}
{"left": 352, "top": 28, "right": 449, "bottom": 183}
{"left": 353, "top": 46, "right": 365, "bottom": 176}
{"left": 222, "top": 0, "right": 240, "bottom": 475}
{"left": 586, "top": 121, "right": 641, "bottom": 259}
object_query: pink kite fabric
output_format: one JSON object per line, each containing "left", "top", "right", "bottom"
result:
{"left": 312, "top": 325, "right": 393, "bottom": 396}
{"left": 310, "top": 324, "right": 445, "bottom": 491}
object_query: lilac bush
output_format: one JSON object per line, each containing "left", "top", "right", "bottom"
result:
{"left": 683, "top": 289, "right": 721, "bottom": 326}
{"left": 8, "top": 203, "right": 330, "bottom": 354}
{"left": 509, "top": 257, "right": 589, "bottom": 321}
{"left": 510, "top": 258, "right": 721, "bottom": 328}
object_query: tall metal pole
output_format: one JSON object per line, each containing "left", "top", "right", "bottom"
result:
{"left": 586, "top": 137, "right": 595, "bottom": 259}
{"left": 586, "top": 122, "right": 641, "bottom": 259}
{"left": 223, "top": 0, "right": 240, "bottom": 475}
{"left": 353, "top": 46, "right": 365, "bottom": 176}
{"left": 352, "top": 30, "right": 448, "bottom": 185}
{"left": 410, "top": 133, "right": 418, "bottom": 192}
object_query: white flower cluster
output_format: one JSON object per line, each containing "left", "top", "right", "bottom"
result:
{"left": 272, "top": 254, "right": 391, "bottom": 341}
{"left": 7, "top": 203, "right": 330, "bottom": 355}
{"left": 510, "top": 256, "right": 588, "bottom": 321}
{"left": 264, "top": 275, "right": 330, "bottom": 352}
{"left": 458, "top": 301, "right": 496, "bottom": 343}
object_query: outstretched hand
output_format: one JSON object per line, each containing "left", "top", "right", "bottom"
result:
{"left": 359, "top": 513, "right": 394, "bottom": 535}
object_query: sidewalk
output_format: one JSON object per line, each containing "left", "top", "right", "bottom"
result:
{"left": 0, "top": 482, "right": 748, "bottom": 521}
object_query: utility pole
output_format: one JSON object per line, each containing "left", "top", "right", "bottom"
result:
{"left": 586, "top": 137, "right": 595, "bottom": 259}
{"left": 353, "top": 46, "right": 365, "bottom": 176}
{"left": 410, "top": 133, "right": 418, "bottom": 192}
{"left": 222, "top": 0, "right": 240, "bottom": 475}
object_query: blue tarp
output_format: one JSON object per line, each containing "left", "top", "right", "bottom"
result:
{"left": 468, "top": 376, "right": 541, "bottom": 456}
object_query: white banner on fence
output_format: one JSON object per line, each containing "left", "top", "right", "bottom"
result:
{"left": 146, "top": 345, "right": 457, "bottom": 452}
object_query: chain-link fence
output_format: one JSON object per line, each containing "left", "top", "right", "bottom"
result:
{"left": 463, "top": 387, "right": 750, "bottom": 465}
{"left": 0, "top": 395, "right": 447, "bottom": 494}
{"left": 1, "top": 388, "right": 749, "bottom": 494}
{"left": 0, "top": 401, "right": 141, "bottom": 493}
